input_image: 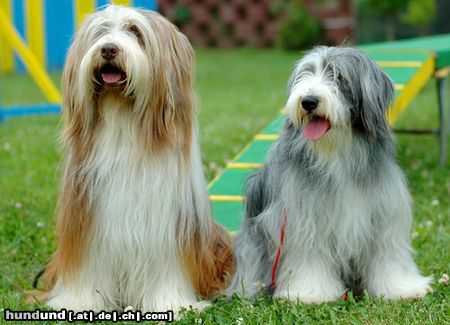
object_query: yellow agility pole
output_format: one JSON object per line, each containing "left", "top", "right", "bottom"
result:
{"left": 75, "top": 0, "right": 95, "bottom": 28}
{"left": 112, "top": 0, "right": 132, "bottom": 6}
{"left": 25, "top": 0, "right": 46, "bottom": 67}
{"left": 0, "top": 0, "right": 14, "bottom": 73}
{"left": 0, "top": 5, "right": 61, "bottom": 103}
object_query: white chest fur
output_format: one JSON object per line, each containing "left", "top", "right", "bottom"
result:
{"left": 80, "top": 101, "right": 196, "bottom": 309}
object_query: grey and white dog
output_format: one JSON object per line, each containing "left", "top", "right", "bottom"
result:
{"left": 228, "top": 46, "right": 432, "bottom": 303}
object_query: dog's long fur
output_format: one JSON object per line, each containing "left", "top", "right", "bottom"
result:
{"left": 227, "top": 47, "right": 432, "bottom": 303}
{"left": 36, "top": 5, "right": 233, "bottom": 312}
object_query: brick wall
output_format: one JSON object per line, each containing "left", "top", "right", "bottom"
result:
{"left": 158, "top": 0, "right": 353, "bottom": 47}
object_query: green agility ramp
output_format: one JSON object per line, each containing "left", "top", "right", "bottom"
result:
{"left": 209, "top": 34, "right": 450, "bottom": 232}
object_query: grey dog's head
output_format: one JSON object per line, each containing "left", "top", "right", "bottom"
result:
{"left": 286, "top": 47, "right": 394, "bottom": 140}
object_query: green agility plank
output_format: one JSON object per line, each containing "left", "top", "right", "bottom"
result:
{"left": 210, "top": 34, "right": 450, "bottom": 232}
{"left": 208, "top": 114, "right": 285, "bottom": 232}
{"left": 360, "top": 33, "right": 450, "bottom": 69}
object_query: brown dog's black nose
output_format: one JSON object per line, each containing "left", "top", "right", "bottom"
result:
{"left": 301, "top": 96, "right": 319, "bottom": 112}
{"left": 101, "top": 43, "right": 119, "bottom": 60}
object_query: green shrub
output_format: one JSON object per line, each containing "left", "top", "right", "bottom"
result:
{"left": 171, "top": 5, "right": 192, "bottom": 27}
{"left": 277, "top": 1, "right": 324, "bottom": 51}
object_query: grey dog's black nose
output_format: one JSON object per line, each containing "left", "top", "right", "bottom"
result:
{"left": 301, "top": 96, "right": 319, "bottom": 112}
{"left": 101, "top": 43, "right": 119, "bottom": 60}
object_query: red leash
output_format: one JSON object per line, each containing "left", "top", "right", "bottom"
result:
{"left": 271, "top": 207, "right": 287, "bottom": 290}
{"left": 269, "top": 208, "right": 349, "bottom": 300}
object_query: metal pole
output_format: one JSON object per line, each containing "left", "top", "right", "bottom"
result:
{"left": 437, "top": 76, "right": 447, "bottom": 166}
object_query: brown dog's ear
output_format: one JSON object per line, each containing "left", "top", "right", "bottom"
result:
{"left": 61, "top": 39, "right": 83, "bottom": 141}
{"left": 61, "top": 16, "right": 99, "bottom": 144}
{"left": 137, "top": 11, "right": 195, "bottom": 156}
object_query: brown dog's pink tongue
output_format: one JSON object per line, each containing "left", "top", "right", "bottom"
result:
{"left": 303, "top": 117, "right": 331, "bottom": 141}
{"left": 102, "top": 73, "right": 121, "bottom": 84}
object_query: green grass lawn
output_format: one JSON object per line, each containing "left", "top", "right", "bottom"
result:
{"left": 1, "top": 48, "right": 449, "bottom": 324}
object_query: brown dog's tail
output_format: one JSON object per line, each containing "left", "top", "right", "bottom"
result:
{"left": 183, "top": 222, "right": 235, "bottom": 298}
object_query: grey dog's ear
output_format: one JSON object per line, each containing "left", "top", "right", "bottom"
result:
{"left": 358, "top": 55, "right": 394, "bottom": 138}
{"left": 332, "top": 48, "right": 394, "bottom": 138}
{"left": 334, "top": 48, "right": 395, "bottom": 138}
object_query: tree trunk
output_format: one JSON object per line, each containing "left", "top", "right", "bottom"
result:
{"left": 386, "top": 15, "right": 396, "bottom": 41}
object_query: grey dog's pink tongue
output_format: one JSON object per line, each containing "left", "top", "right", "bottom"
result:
{"left": 303, "top": 117, "right": 331, "bottom": 141}
{"left": 102, "top": 73, "right": 121, "bottom": 84}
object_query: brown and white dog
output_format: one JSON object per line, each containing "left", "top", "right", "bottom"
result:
{"left": 38, "top": 5, "right": 233, "bottom": 312}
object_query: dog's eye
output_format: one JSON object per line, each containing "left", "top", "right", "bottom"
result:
{"left": 300, "top": 63, "right": 315, "bottom": 75}
{"left": 93, "top": 23, "right": 111, "bottom": 40}
{"left": 128, "top": 25, "right": 144, "bottom": 46}
{"left": 129, "top": 25, "right": 141, "bottom": 37}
